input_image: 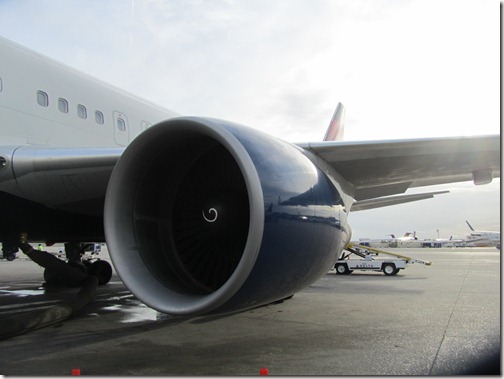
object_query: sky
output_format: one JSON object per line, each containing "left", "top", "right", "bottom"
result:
{"left": 0, "top": 0, "right": 500, "bottom": 239}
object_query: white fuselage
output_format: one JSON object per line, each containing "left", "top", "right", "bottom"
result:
{"left": 0, "top": 37, "right": 178, "bottom": 148}
{"left": 466, "top": 231, "right": 501, "bottom": 246}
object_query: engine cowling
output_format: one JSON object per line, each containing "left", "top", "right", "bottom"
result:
{"left": 104, "top": 117, "right": 351, "bottom": 316}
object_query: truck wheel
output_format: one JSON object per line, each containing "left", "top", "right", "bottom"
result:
{"left": 382, "top": 263, "right": 397, "bottom": 276}
{"left": 335, "top": 263, "right": 351, "bottom": 275}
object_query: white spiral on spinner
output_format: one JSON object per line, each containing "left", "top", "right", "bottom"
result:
{"left": 202, "top": 208, "right": 218, "bottom": 223}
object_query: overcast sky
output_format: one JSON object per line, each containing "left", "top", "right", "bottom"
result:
{"left": 0, "top": 0, "right": 500, "bottom": 239}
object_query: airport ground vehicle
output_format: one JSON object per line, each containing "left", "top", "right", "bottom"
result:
{"left": 335, "top": 243, "right": 431, "bottom": 276}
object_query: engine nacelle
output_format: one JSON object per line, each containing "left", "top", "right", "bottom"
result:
{"left": 104, "top": 117, "right": 350, "bottom": 316}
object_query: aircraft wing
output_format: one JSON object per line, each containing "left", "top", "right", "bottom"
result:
{"left": 350, "top": 190, "right": 450, "bottom": 212}
{"left": 298, "top": 134, "right": 500, "bottom": 205}
{"left": 1, "top": 135, "right": 499, "bottom": 216}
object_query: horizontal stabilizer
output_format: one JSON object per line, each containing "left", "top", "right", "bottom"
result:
{"left": 351, "top": 191, "right": 449, "bottom": 212}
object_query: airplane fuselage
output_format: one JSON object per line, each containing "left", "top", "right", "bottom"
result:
{"left": 0, "top": 37, "right": 179, "bottom": 242}
{"left": 0, "top": 37, "right": 178, "bottom": 148}
{"left": 466, "top": 231, "right": 501, "bottom": 247}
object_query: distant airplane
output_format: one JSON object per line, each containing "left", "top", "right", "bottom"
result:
{"left": 359, "top": 232, "right": 471, "bottom": 248}
{"left": 465, "top": 221, "right": 501, "bottom": 249}
{"left": 0, "top": 36, "right": 500, "bottom": 317}
{"left": 389, "top": 232, "right": 418, "bottom": 242}
{"left": 357, "top": 232, "right": 419, "bottom": 248}
{"left": 358, "top": 232, "right": 417, "bottom": 244}
{"left": 434, "top": 235, "right": 465, "bottom": 244}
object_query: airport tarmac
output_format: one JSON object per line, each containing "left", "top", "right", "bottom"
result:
{"left": 0, "top": 247, "right": 500, "bottom": 375}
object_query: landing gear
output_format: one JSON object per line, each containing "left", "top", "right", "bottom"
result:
{"left": 44, "top": 259, "right": 113, "bottom": 286}
{"left": 1, "top": 238, "right": 18, "bottom": 261}
{"left": 5, "top": 254, "right": 15, "bottom": 261}
{"left": 86, "top": 260, "right": 113, "bottom": 285}
{"left": 43, "top": 242, "right": 112, "bottom": 286}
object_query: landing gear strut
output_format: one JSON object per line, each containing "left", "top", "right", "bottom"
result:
{"left": 43, "top": 242, "right": 112, "bottom": 286}
{"left": 1, "top": 237, "right": 18, "bottom": 261}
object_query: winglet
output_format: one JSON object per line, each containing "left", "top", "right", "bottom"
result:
{"left": 323, "top": 103, "right": 345, "bottom": 141}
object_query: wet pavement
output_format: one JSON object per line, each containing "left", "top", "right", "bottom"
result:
{"left": 0, "top": 247, "right": 500, "bottom": 375}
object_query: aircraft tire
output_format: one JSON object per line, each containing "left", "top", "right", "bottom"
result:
{"left": 43, "top": 268, "right": 60, "bottom": 285}
{"left": 88, "top": 260, "right": 113, "bottom": 285}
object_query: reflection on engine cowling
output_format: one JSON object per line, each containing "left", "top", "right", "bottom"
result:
{"left": 104, "top": 117, "right": 351, "bottom": 316}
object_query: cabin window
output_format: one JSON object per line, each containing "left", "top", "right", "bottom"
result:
{"left": 113, "top": 111, "right": 129, "bottom": 145}
{"left": 95, "top": 111, "right": 104, "bottom": 125}
{"left": 77, "top": 104, "right": 87, "bottom": 119}
{"left": 58, "top": 98, "right": 69, "bottom": 113}
{"left": 37, "top": 90, "right": 49, "bottom": 107}
{"left": 117, "top": 117, "right": 126, "bottom": 132}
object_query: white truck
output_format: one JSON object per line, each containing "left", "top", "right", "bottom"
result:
{"left": 334, "top": 243, "right": 431, "bottom": 276}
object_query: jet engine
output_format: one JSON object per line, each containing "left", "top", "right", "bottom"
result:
{"left": 104, "top": 117, "right": 351, "bottom": 316}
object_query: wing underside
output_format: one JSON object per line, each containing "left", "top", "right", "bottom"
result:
{"left": 298, "top": 135, "right": 500, "bottom": 209}
{"left": 351, "top": 190, "right": 450, "bottom": 212}
{"left": 0, "top": 146, "right": 123, "bottom": 216}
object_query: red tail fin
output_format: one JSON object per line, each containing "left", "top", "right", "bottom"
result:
{"left": 323, "top": 103, "right": 345, "bottom": 141}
